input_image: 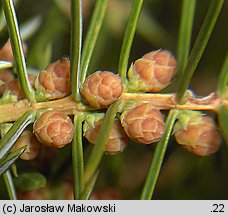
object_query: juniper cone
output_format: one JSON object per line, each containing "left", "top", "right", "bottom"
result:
{"left": 84, "top": 118, "right": 128, "bottom": 155}
{"left": 6, "top": 79, "right": 24, "bottom": 100}
{"left": 120, "top": 103, "right": 165, "bottom": 144}
{"left": 80, "top": 71, "right": 123, "bottom": 109}
{"left": 33, "top": 110, "right": 74, "bottom": 148}
{"left": 6, "top": 74, "right": 36, "bottom": 100}
{"left": 0, "top": 70, "right": 14, "bottom": 94}
{"left": 0, "top": 39, "right": 27, "bottom": 62}
{"left": 13, "top": 130, "right": 41, "bottom": 160}
{"left": 36, "top": 58, "right": 70, "bottom": 100}
{"left": 174, "top": 111, "right": 221, "bottom": 157}
{"left": 127, "top": 49, "right": 177, "bottom": 92}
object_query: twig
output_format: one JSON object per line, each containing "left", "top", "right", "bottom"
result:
{"left": 0, "top": 92, "right": 221, "bottom": 124}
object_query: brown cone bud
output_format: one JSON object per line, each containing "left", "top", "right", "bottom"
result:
{"left": 174, "top": 112, "right": 221, "bottom": 157}
{"left": 13, "top": 130, "right": 41, "bottom": 160}
{"left": 36, "top": 58, "right": 70, "bottom": 100}
{"left": 120, "top": 103, "right": 165, "bottom": 144}
{"left": 80, "top": 71, "right": 123, "bottom": 109}
{"left": 6, "top": 74, "right": 36, "bottom": 100}
{"left": 6, "top": 79, "right": 25, "bottom": 100}
{"left": 0, "top": 70, "right": 14, "bottom": 94}
{"left": 33, "top": 110, "right": 74, "bottom": 148}
{"left": 128, "top": 49, "right": 177, "bottom": 92}
{"left": 0, "top": 39, "right": 27, "bottom": 62}
{"left": 84, "top": 118, "right": 128, "bottom": 155}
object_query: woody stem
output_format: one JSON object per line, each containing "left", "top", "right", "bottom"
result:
{"left": 0, "top": 92, "right": 221, "bottom": 124}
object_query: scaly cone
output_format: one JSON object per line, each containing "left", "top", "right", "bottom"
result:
{"left": 173, "top": 110, "right": 221, "bottom": 157}
{"left": 84, "top": 114, "right": 128, "bottom": 155}
{"left": 35, "top": 58, "right": 71, "bottom": 101}
{"left": 127, "top": 49, "right": 177, "bottom": 92}
{"left": 33, "top": 110, "right": 74, "bottom": 148}
{"left": 120, "top": 103, "right": 165, "bottom": 144}
{"left": 0, "top": 39, "right": 27, "bottom": 63}
{"left": 80, "top": 71, "right": 123, "bottom": 109}
{"left": 13, "top": 130, "right": 41, "bottom": 160}
{"left": 0, "top": 70, "right": 14, "bottom": 95}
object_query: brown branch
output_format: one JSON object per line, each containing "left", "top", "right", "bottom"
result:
{"left": 0, "top": 92, "right": 221, "bottom": 124}
{"left": 121, "top": 92, "right": 221, "bottom": 111}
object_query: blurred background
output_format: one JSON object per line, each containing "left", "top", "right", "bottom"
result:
{"left": 0, "top": 0, "right": 228, "bottom": 199}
